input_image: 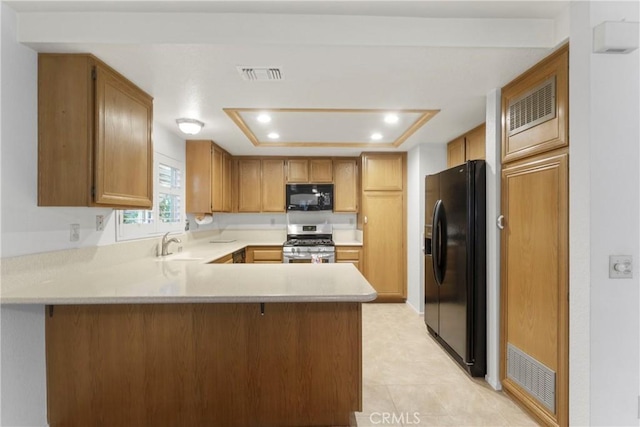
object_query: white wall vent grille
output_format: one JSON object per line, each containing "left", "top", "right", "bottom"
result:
{"left": 237, "top": 66, "right": 283, "bottom": 81}
{"left": 507, "top": 343, "right": 556, "bottom": 413}
{"left": 508, "top": 77, "right": 556, "bottom": 136}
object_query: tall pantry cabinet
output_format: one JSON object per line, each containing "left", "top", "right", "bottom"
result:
{"left": 359, "top": 153, "right": 407, "bottom": 302}
{"left": 499, "top": 44, "right": 569, "bottom": 427}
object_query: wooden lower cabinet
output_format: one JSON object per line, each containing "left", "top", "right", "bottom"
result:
{"left": 211, "top": 253, "right": 233, "bottom": 264}
{"left": 45, "top": 302, "right": 362, "bottom": 427}
{"left": 362, "top": 192, "right": 405, "bottom": 302}
{"left": 500, "top": 149, "right": 568, "bottom": 426}
{"left": 246, "top": 246, "right": 283, "bottom": 263}
{"left": 336, "top": 246, "right": 363, "bottom": 274}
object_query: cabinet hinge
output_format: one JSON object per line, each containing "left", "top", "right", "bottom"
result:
{"left": 91, "top": 68, "right": 97, "bottom": 80}
{"left": 91, "top": 186, "right": 96, "bottom": 198}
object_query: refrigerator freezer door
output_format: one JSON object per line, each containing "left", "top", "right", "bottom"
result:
{"left": 437, "top": 164, "right": 470, "bottom": 363}
{"left": 424, "top": 174, "right": 440, "bottom": 334}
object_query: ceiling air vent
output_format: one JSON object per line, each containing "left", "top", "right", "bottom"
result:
{"left": 237, "top": 66, "right": 283, "bottom": 81}
{"left": 508, "top": 76, "right": 556, "bottom": 136}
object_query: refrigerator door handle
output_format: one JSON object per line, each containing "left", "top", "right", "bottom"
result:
{"left": 497, "top": 215, "right": 505, "bottom": 230}
{"left": 432, "top": 200, "right": 446, "bottom": 285}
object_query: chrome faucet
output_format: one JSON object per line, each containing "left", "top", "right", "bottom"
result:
{"left": 160, "top": 232, "right": 181, "bottom": 256}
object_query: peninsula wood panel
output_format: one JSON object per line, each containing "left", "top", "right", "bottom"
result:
{"left": 334, "top": 159, "right": 359, "bottom": 212}
{"left": 46, "top": 303, "right": 362, "bottom": 427}
{"left": 500, "top": 150, "right": 568, "bottom": 426}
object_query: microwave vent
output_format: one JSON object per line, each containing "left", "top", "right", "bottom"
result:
{"left": 237, "top": 66, "right": 283, "bottom": 81}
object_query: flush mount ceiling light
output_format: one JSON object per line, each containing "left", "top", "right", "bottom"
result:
{"left": 257, "top": 113, "right": 272, "bottom": 123}
{"left": 384, "top": 113, "right": 399, "bottom": 124}
{"left": 370, "top": 132, "right": 383, "bottom": 141}
{"left": 268, "top": 132, "right": 280, "bottom": 139}
{"left": 176, "top": 118, "right": 204, "bottom": 135}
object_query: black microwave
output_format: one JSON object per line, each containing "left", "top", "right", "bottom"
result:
{"left": 286, "top": 184, "right": 333, "bottom": 211}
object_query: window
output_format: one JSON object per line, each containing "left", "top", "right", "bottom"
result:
{"left": 116, "top": 153, "right": 184, "bottom": 241}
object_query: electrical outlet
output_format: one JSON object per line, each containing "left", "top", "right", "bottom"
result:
{"left": 70, "top": 224, "right": 80, "bottom": 242}
{"left": 270, "top": 218, "right": 275, "bottom": 226}
{"left": 96, "top": 215, "right": 105, "bottom": 231}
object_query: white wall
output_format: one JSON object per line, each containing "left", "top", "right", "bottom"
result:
{"left": 583, "top": 2, "right": 639, "bottom": 425}
{"left": 484, "top": 89, "right": 501, "bottom": 391}
{"left": 0, "top": 5, "right": 186, "bottom": 425}
{"left": 0, "top": 4, "right": 185, "bottom": 259}
{"left": 568, "top": 2, "right": 591, "bottom": 425}
{"left": 406, "top": 143, "right": 447, "bottom": 314}
{"left": 0, "top": 6, "right": 48, "bottom": 426}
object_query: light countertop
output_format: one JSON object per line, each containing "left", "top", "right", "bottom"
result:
{"left": 0, "top": 237, "right": 374, "bottom": 305}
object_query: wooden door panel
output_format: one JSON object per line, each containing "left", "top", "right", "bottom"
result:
{"left": 363, "top": 192, "right": 405, "bottom": 299}
{"left": 95, "top": 65, "right": 153, "bottom": 208}
{"left": 361, "top": 154, "right": 403, "bottom": 191}
{"left": 334, "top": 159, "right": 358, "bottom": 212}
{"left": 447, "top": 137, "right": 466, "bottom": 168}
{"left": 501, "top": 150, "right": 568, "bottom": 425}
{"left": 309, "top": 159, "right": 333, "bottom": 182}
{"left": 238, "top": 160, "right": 262, "bottom": 212}
{"left": 262, "top": 159, "right": 285, "bottom": 212}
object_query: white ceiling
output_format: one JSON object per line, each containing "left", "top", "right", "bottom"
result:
{"left": 7, "top": 0, "right": 570, "bottom": 156}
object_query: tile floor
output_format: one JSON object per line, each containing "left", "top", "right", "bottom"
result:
{"left": 355, "top": 304, "right": 539, "bottom": 427}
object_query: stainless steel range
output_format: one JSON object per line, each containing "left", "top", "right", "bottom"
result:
{"left": 282, "top": 224, "right": 335, "bottom": 263}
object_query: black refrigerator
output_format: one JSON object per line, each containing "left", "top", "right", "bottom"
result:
{"left": 424, "top": 160, "right": 486, "bottom": 377}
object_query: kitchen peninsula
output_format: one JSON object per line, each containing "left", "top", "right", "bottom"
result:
{"left": 1, "top": 243, "right": 375, "bottom": 427}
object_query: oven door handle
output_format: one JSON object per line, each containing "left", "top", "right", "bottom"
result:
{"left": 285, "top": 253, "right": 334, "bottom": 259}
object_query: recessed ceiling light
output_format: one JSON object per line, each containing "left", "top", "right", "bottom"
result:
{"left": 268, "top": 132, "right": 280, "bottom": 139}
{"left": 257, "top": 113, "right": 272, "bottom": 123}
{"left": 371, "top": 132, "right": 383, "bottom": 141}
{"left": 176, "top": 118, "right": 204, "bottom": 135}
{"left": 384, "top": 113, "right": 399, "bottom": 124}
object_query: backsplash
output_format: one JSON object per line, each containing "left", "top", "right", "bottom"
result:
{"left": 187, "top": 212, "right": 357, "bottom": 231}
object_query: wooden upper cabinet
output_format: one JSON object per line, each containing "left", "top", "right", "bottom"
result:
{"left": 185, "top": 140, "right": 231, "bottom": 214}
{"left": 465, "top": 124, "right": 486, "bottom": 161}
{"left": 261, "top": 159, "right": 285, "bottom": 212}
{"left": 309, "top": 159, "right": 333, "bottom": 183}
{"left": 237, "top": 159, "right": 262, "bottom": 212}
{"left": 361, "top": 153, "right": 403, "bottom": 191}
{"left": 38, "top": 54, "right": 153, "bottom": 208}
{"left": 222, "top": 152, "right": 232, "bottom": 212}
{"left": 447, "top": 137, "right": 466, "bottom": 168}
{"left": 287, "top": 158, "right": 333, "bottom": 183}
{"left": 446, "top": 123, "right": 486, "bottom": 167}
{"left": 287, "top": 159, "right": 309, "bottom": 183}
{"left": 333, "top": 159, "right": 359, "bottom": 212}
{"left": 502, "top": 45, "right": 568, "bottom": 164}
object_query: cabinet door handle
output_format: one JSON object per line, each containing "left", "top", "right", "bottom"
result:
{"left": 364, "top": 216, "right": 368, "bottom": 224}
{"left": 497, "top": 215, "right": 505, "bottom": 230}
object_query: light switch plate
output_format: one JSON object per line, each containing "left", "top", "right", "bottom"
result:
{"left": 609, "top": 255, "right": 633, "bottom": 279}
